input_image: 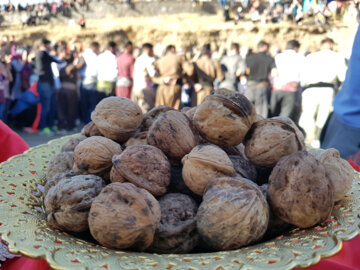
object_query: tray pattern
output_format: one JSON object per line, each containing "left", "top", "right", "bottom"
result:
{"left": 0, "top": 135, "right": 359, "bottom": 270}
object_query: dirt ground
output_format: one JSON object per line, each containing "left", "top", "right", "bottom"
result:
{"left": 1, "top": 13, "right": 358, "bottom": 56}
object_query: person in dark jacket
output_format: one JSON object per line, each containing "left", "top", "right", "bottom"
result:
{"left": 35, "top": 38, "right": 62, "bottom": 134}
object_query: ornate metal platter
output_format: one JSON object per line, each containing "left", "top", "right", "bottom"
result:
{"left": 0, "top": 135, "right": 359, "bottom": 270}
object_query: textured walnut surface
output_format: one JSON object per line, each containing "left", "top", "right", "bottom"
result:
{"left": 73, "top": 136, "right": 122, "bottom": 174}
{"left": 197, "top": 176, "right": 269, "bottom": 250}
{"left": 81, "top": 121, "right": 103, "bottom": 137}
{"left": 147, "top": 110, "right": 199, "bottom": 165}
{"left": 149, "top": 193, "right": 199, "bottom": 254}
{"left": 309, "top": 148, "right": 354, "bottom": 202}
{"left": 268, "top": 151, "right": 334, "bottom": 228}
{"left": 141, "top": 105, "right": 174, "bottom": 131}
{"left": 111, "top": 145, "right": 170, "bottom": 196}
{"left": 91, "top": 97, "right": 143, "bottom": 142}
{"left": 44, "top": 174, "right": 105, "bottom": 232}
{"left": 88, "top": 182, "right": 155, "bottom": 250}
{"left": 193, "top": 90, "right": 256, "bottom": 147}
{"left": 46, "top": 152, "right": 74, "bottom": 180}
{"left": 182, "top": 144, "right": 236, "bottom": 195}
{"left": 61, "top": 136, "right": 87, "bottom": 152}
{"left": 244, "top": 118, "right": 305, "bottom": 167}
{"left": 229, "top": 155, "right": 257, "bottom": 182}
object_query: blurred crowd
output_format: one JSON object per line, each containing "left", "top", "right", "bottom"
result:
{"left": 0, "top": 35, "right": 349, "bottom": 152}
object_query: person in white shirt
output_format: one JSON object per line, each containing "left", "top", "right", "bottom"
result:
{"left": 270, "top": 40, "right": 305, "bottom": 124}
{"left": 132, "top": 43, "right": 157, "bottom": 113}
{"left": 96, "top": 41, "right": 118, "bottom": 97}
{"left": 77, "top": 41, "right": 99, "bottom": 123}
{"left": 299, "top": 38, "right": 347, "bottom": 147}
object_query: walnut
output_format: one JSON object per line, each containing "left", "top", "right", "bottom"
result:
{"left": 73, "top": 136, "right": 122, "bottom": 175}
{"left": 197, "top": 176, "right": 269, "bottom": 250}
{"left": 46, "top": 152, "right": 74, "bottom": 180}
{"left": 44, "top": 174, "right": 105, "bottom": 232}
{"left": 141, "top": 105, "right": 174, "bottom": 131}
{"left": 147, "top": 110, "right": 199, "bottom": 165}
{"left": 111, "top": 145, "right": 171, "bottom": 196}
{"left": 61, "top": 136, "right": 87, "bottom": 152}
{"left": 148, "top": 193, "right": 199, "bottom": 254}
{"left": 193, "top": 89, "right": 257, "bottom": 147}
{"left": 229, "top": 155, "right": 257, "bottom": 182}
{"left": 124, "top": 131, "right": 148, "bottom": 147}
{"left": 44, "top": 170, "right": 76, "bottom": 198}
{"left": 91, "top": 97, "right": 143, "bottom": 142}
{"left": 244, "top": 117, "right": 305, "bottom": 167}
{"left": 88, "top": 182, "right": 156, "bottom": 250}
{"left": 268, "top": 151, "right": 334, "bottom": 228}
{"left": 184, "top": 106, "right": 197, "bottom": 120}
{"left": 309, "top": 148, "right": 354, "bottom": 202}
{"left": 81, "top": 121, "right": 103, "bottom": 137}
{"left": 182, "top": 144, "right": 236, "bottom": 195}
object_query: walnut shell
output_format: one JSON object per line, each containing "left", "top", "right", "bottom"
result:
{"left": 44, "top": 174, "right": 105, "bottom": 232}
{"left": 149, "top": 193, "right": 199, "bottom": 254}
{"left": 182, "top": 144, "right": 236, "bottom": 195}
{"left": 268, "top": 151, "right": 334, "bottom": 228}
{"left": 81, "top": 121, "right": 103, "bottom": 137}
{"left": 46, "top": 152, "right": 74, "bottom": 180}
{"left": 147, "top": 110, "right": 199, "bottom": 165}
{"left": 229, "top": 155, "right": 257, "bottom": 182}
{"left": 141, "top": 105, "right": 174, "bottom": 131}
{"left": 244, "top": 117, "right": 305, "bottom": 167}
{"left": 73, "top": 136, "right": 122, "bottom": 174}
{"left": 111, "top": 145, "right": 171, "bottom": 196}
{"left": 91, "top": 97, "right": 143, "bottom": 142}
{"left": 44, "top": 170, "right": 76, "bottom": 198}
{"left": 61, "top": 136, "right": 87, "bottom": 152}
{"left": 184, "top": 106, "right": 197, "bottom": 120}
{"left": 197, "top": 176, "right": 269, "bottom": 250}
{"left": 125, "top": 131, "right": 148, "bottom": 147}
{"left": 309, "top": 148, "right": 354, "bottom": 202}
{"left": 193, "top": 89, "right": 256, "bottom": 147}
{"left": 88, "top": 182, "right": 155, "bottom": 250}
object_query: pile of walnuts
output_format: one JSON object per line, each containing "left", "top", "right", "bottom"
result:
{"left": 43, "top": 92, "right": 354, "bottom": 253}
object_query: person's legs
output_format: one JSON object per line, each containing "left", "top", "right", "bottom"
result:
{"left": 279, "top": 91, "right": 298, "bottom": 121}
{"left": 56, "top": 90, "right": 67, "bottom": 130}
{"left": 48, "top": 86, "right": 57, "bottom": 129}
{"left": 66, "top": 89, "right": 79, "bottom": 130}
{"left": 37, "top": 81, "right": 52, "bottom": 130}
{"left": 0, "top": 103, "right": 4, "bottom": 121}
{"left": 314, "top": 87, "right": 334, "bottom": 138}
{"left": 299, "top": 88, "right": 320, "bottom": 144}
{"left": 270, "top": 90, "right": 282, "bottom": 117}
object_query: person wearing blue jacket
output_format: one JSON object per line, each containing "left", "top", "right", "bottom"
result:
{"left": 321, "top": 25, "right": 360, "bottom": 159}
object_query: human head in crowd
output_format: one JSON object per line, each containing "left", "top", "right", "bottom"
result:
{"left": 107, "top": 41, "right": 117, "bottom": 54}
{"left": 230, "top": 42, "right": 240, "bottom": 55}
{"left": 142, "top": 43, "right": 153, "bottom": 56}
{"left": 40, "top": 38, "right": 51, "bottom": 51}
{"left": 124, "top": 41, "right": 133, "bottom": 54}
{"left": 321, "top": 38, "right": 335, "bottom": 50}
{"left": 201, "top": 43, "right": 211, "bottom": 57}
{"left": 257, "top": 40, "right": 270, "bottom": 53}
{"left": 165, "top": 44, "right": 176, "bottom": 55}
{"left": 90, "top": 41, "right": 100, "bottom": 55}
{"left": 286, "top": 40, "right": 300, "bottom": 52}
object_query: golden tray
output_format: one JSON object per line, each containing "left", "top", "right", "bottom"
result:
{"left": 0, "top": 135, "right": 359, "bottom": 270}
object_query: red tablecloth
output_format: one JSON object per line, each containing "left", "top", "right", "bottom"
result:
{"left": 1, "top": 121, "right": 359, "bottom": 270}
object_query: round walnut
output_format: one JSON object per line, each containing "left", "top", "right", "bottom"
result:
{"left": 197, "top": 176, "right": 269, "bottom": 250}
{"left": 149, "top": 193, "right": 199, "bottom": 254}
{"left": 309, "top": 148, "right": 354, "bottom": 202}
{"left": 88, "top": 182, "right": 156, "bottom": 250}
{"left": 73, "top": 136, "right": 122, "bottom": 175}
{"left": 46, "top": 152, "right": 74, "bottom": 180}
{"left": 193, "top": 88, "right": 256, "bottom": 147}
{"left": 91, "top": 97, "right": 143, "bottom": 142}
{"left": 111, "top": 145, "right": 171, "bottom": 196}
{"left": 147, "top": 110, "right": 199, "bottom": 165}
{"left": 44, "top": 170, "right": 76, "bottom": 198}
{"left": 44, "top": 174, "right": 105, "bottom": 232}
{"left": 141, "top": 105, "right": 174, "bottom": 131}
{"left": 125, "top": 131, "right": 148, "bottom": 147}
{"left": 81, "top": 121, "right": 103, "bottom": 137}
{"left": 268, "top": 151, "right": 334, "bottom": 228}
{"left": 182, "top": 144, "right": 236, "bottom": 195}
{"left": 184, "top": 106, "right": 197, "bottom": 120}
{"left": 244, "top": 117, "right": 305, "bottom": 167}
{"left": 61, "top": 136, "right": 87, "bottom": 152}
